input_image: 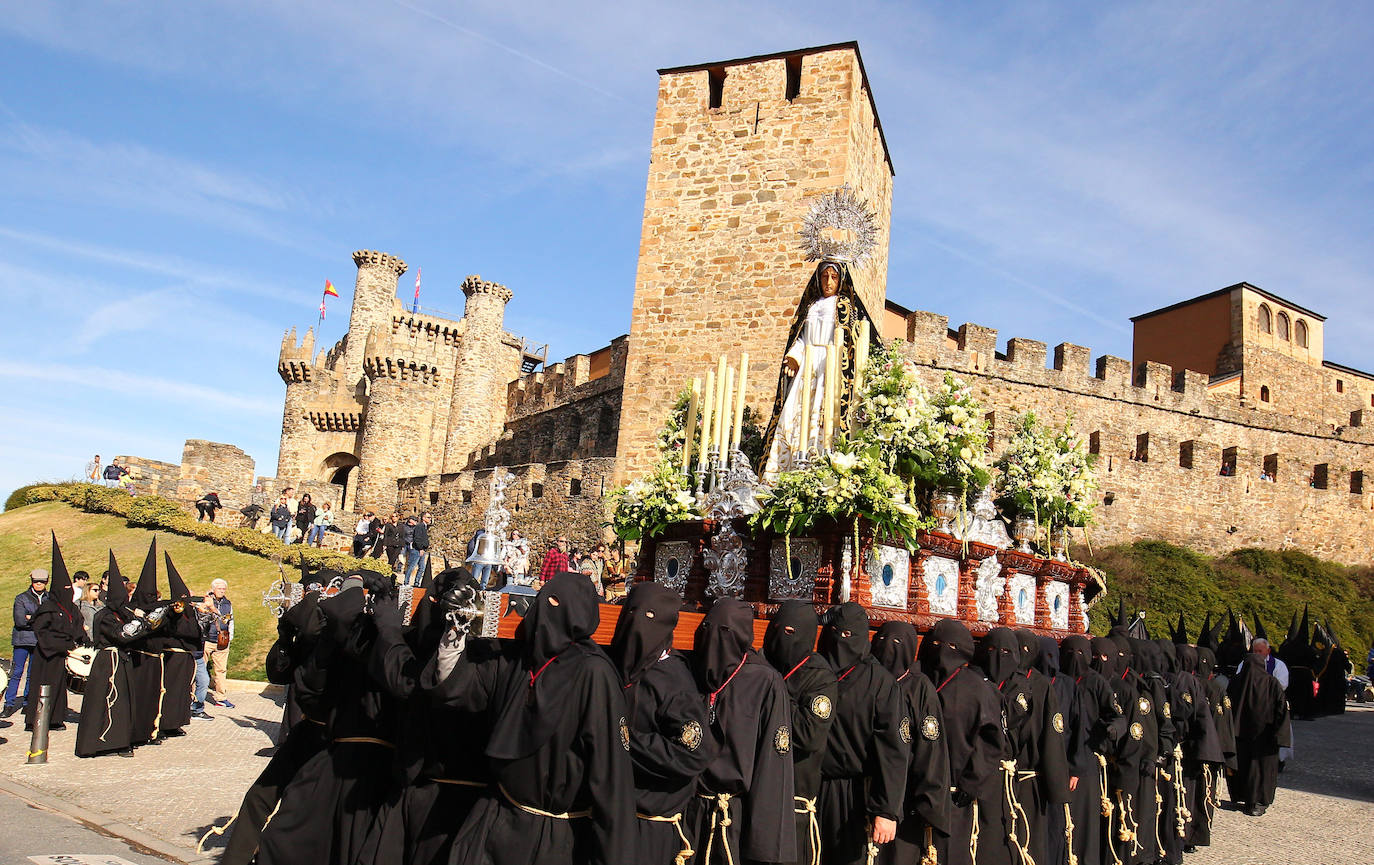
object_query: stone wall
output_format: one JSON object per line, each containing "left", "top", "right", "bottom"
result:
{"left": 174, "top": 440, "right": 256, "bottom": 511}
{"left": 894, "top": 309, "right": 1374, "bottom": 565}
{"left": 115, "top": 456, "right": 179, "bottom": 499}
{"left": 616, "top": 44, "right": 894, "bottom": 484}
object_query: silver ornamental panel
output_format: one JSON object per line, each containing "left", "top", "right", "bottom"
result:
{"left": 654, "top": 541, "right": 695, "bottom": 595}
{"left": 974, "top": 557, "right": 1004, "bottom": 622}
{"left": 1047, "top": 581, "right": 1070, "bottom": 630}
{"left": 1010, "top": 573, "right": 1037, "bottom": 624}
{"left": 924, "top": 556, "right": 959, "bottom": 616}
{"left": 867, "top": 545, "right": 909, "bottom": 609}
{"left": 398, "top": 583, "right": 415, "bottom": 626}
{"left": 770, "top": 538, "right": 820, "bottom": 600}
{"left": 480, "top": 590, "right": 502, "bottom": 638}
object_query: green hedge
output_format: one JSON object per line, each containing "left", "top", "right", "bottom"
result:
{"left": 17, "top": 483, "right": 390, "bottom": 576}
{"left": 1082, "top": 539, "right": 1374, "bottom": 653}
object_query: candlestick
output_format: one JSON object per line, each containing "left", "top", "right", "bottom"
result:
{"left": 699, "top": 369, "right": 715, "bottom": 470}
{"left": 731, "top": 352, "right": 749, "bottom": 454}
{"left": 713, "top": 355, "right": 728, "bottom": 455}
{"left": 718, "top": 367, "right": 735, "bottom": 458}
{"left": 799, "top": 344, "right": 813, "bottom": 455}
{"left": 682, "top": 378, "right": 701, "bottom": 475}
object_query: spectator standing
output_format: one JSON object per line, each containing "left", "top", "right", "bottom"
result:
{"left": 85, "top": 454, "right": 102, "bottom": 484}
{"left": 467, "top": 526, "right": 494, "bottom": 589}
{"left": 381, "top": 514, "right": 405, "bottom": 571}
{"left": 502, "top": 529, "right": 531, "bottom": 586}
{"left": 191, "top": 596, "right": 214, "bottom": 719}
{"left": 537, "top": 535, "right": 570, "bottom": 582}
{"left": 270, "top": 496, "right": 292, "bottom": 542}
{"left": 601, "top": 546, "right": 626, "bottom": 599}
{"left": 352, "top": 512, "right": 376, "bottom": 557}
{"left": 202, "top": 579, "right": 234, "bottom": 709}
{"left": 294, "top": 493, "right": 316, "bottom": 544}
{"left": 71, "top": 570, "right": 89, "bottom": 606}
{"left": 196, "top": 491, "right": 224, "bottom": 523}
{"left": 3, "top": 570, "right": 48, "bottom": 717}
{"left": 102, "top": 458, "right": 128, "bottom": 488}
{"left": 79, "top": 582, "right": 100, "bottom": 638}
{"left": 308, "top": 502, "right": 333, "bottom": 547}
{"left": 404, "top": 512, "right": 432, "bottom": 586}
{"left": 578, "top": 556, "right": 604, "bottom": 597}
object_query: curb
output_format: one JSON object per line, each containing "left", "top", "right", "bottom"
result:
{"left": 0, "top": 774, "right": 214, "bottom": 865}
{"left": 224, "top": 678, "right": 284, "bottom": 697}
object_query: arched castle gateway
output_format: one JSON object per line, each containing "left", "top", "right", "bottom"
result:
{"left": 259, "top": 42, "right": 1374, "bottom": 565}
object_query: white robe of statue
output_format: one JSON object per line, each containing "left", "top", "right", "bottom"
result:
{"left": 764, "top": 293, "right": 837, "bottom": 480}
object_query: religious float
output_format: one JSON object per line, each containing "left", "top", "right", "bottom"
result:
{"left": 264, "top": 188, "right": 1104, "bottom": 644}
{"left": 470, "top": 186, "right": 1105, "bottom": 646}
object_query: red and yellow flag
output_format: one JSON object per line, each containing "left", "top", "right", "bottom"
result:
{"left": 323, "top": 279, "right": 339, "bottom": 297}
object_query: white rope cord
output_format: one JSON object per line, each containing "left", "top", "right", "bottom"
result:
{"left": 98, "top": 648, "right": 120, "bottom": 743}
{"left": 1064, "top": 802, "right": 1078, "bottom": 865}
{"left": 699, "top": 792, "right": 735, "bottom": 865}
{"left": 1001, "top": 761, "right": 1035, "bottom": 865}
{"left": 793, "top": 796, "right": 821, "bottom": 865}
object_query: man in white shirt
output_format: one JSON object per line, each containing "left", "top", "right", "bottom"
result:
{"left": 1240, "top": 637, "right": 1289, "bottom": 688}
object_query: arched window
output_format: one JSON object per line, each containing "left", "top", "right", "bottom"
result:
{"left": 1295, "top": 319, "right": 1308, "bottom": 348}
{"left": 1260, "top": 385, "right": 1271, "bottom": 402}
{"left": 1258, "top": 304, "right": 1272, "bottom": 334}
{"left": 1277, "top": 312, "right": 1290, "bottom": 341}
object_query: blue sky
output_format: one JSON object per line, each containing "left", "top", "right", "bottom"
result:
{"left": 2, "top": 2, "right": 1372, "bottom": 500}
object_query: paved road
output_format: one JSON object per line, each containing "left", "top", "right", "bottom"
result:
{"left": 0, "top": 784, "right": 174, "bottom": 865}
{"left": 0, "top": 684, "right": 1370, "bottom": 864}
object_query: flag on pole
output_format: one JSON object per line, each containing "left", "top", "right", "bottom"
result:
{"left": 319, "top": 299, "right": 327, "bottom": 320}
{"left": 324, "top": 279, "right": 339, "bottom": 297}
{"left": 413, "top": 267, "right": 421, "bottom": 313}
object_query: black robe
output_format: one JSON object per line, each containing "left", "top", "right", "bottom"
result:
{"left": 687, "top": 598, "right": 795, "bottom": 865}
{"left": 74, "top": 606, "right": 141, "bottom": 756}
{"left": 1062, "top": 636, "right": 1125, "bottom": 865}
{"left": 25, "top": 597, "right": 85, "bottom": 731}
{"left": 1188, "top": 648, "right": 1234, "bottom": 848}
{"left": 921, "top": 621, "right": 1007, "bottom": 865}
{"left": 257, "top": 584, "right": 404, "bottom": 865}
{"left": 1315, "top": 645, "right": 1350, "bottom": 716}
{"left": 425, "top": 572, "right": 636, "bottom": 865}
{"left": 872, "top": 622, "right": 949, "bottom": 865}
{"left": 818, "top": 605, "right": 908, "bottom": 865}
{"left": 158, "top": 605, "right": 200, "bottom": 733}
{"left": 1170, "top": 646, "right": 1221, "bottom": 856}
{"left": 1226, "top": 653, "right": 1291, "bottom": 809}
{"left": 1093, "top": 636, "right": 1154, "bottom": 865}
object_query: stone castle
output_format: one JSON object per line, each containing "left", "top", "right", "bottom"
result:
{"left": 125, "top": 42, "right": 1373, "bottom": 566}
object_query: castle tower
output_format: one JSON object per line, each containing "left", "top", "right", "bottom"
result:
{"left": 276, "top": 326, "right": 317, "bottom": 480}
{"left": 442, "top": 275, "right": 516, "bottom": 473}
{"left": 354, "top": 326, "right": 445, "bottom": 511}
{"left": 340, "top": 250, "right": 408, "bottom": 382}
{"left": 615, "top": 43, "right": 895, "bottom": 481}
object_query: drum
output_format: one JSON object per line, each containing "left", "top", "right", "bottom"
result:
{"left": 66, "top": 646, "right": 97, "bottom": 681}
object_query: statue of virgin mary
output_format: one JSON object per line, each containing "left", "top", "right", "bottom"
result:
{"left": 760, "top": 259, "right": 873, "bottom": 480}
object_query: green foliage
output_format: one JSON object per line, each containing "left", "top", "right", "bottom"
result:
{"left": 1082, "top": 539, "right": 1374, "bottom": 652}
{"left": 607, "top": 462, "right": 697, "bottom": 541}
{"left": 994, "top": 411, "right": 1098, "bottom": 533}
{"left": 5, "top": 484, "right": 48, "bottom": 512}
{"left": 10, "top": 483, "right": 388, "bottom": 575}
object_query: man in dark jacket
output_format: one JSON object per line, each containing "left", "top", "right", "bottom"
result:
{"left": 4, "top": 570, "right": 48, "bottom": 716}
{"left": 405, "top": 513, "right": 432, "bottom": 585}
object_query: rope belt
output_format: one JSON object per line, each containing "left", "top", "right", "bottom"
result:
{"left": 793, "top": 796, "right": 821, "bottom": 865}
{"left": 698, "top": 792, "right": 736, "bottom": 865}
{"left": 332, "top": 737, "right": 396, "bottom": 748}
{"left": 1171, "top": 746, "right": 1191, "bottom": 839}
{"left": 1016, "top": 770, "right": 1038, "bottom": 781}
{"left": 501, "top": 784, "right": 591, "bottom": 820}
{"left": 99, "top": 647, "right": 120, "bottom": 743}
{"left": 922, "top": 825, "right": 937, "bottom": 865}
{"left": 1096, "top": 754, "right": 1113, "bottom": 818}
{"left": 1001, "top": 760, "right": 1035, "bottom": 865}
{"left": 1153, "top": 774, "right": 1166, "bottom": 860}
{"left": 1064, "top": 802, "right": 1078, "bottom": 865}
{"left": 969, "top": 799, "right": 980, "bottom": 864}
{"left": 163, "top": 647, "right": 192, "bottom": 653}
{"left": 637, "top": 811, "right": 694, "bottom": 865}
{"left": 431, "top": 777, "right": 486, "bottom": 787}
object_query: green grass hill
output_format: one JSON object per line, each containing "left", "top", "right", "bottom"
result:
{"left": 1, "top": 500, "right": 284, "bottom": 680}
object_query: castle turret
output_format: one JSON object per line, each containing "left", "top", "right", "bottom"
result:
{"left": 339, "top": 250, "right": 407, "bottom": 381}
{"left": 354, "top": 328, "right": 445, "bottom": 511}
{"left": 442, "top": 275, "right": 515, "bottom": 473}
{"left": 276, "top": 327, "right": 318, "bottom": 479}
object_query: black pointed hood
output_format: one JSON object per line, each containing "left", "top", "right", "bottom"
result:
{"left": 1324, "top": 617, "right": 1341, "bottom": 648}
{"left": 1089, "top": 636, "right": 1118, "bottom": 679}
{"left": 131, "top": 538, "right": 159, "bottom": 608}
{"left": 1173, "top": 612, "right": 1189, "bottom": 646}
{"left": 818, "top": 602, "right": 871, "bottom": 673}
{"left": 1252, "top": 610, "right": 1268, "bottom": 641}
{"left": 1115, "top": 598, "right": 1128, "bottom": 629}
{"left": 692, "top": 598, "right": 755, "bottom": 692}
{"left": 609, "top": 581, "right": 681, "bottom": 686}
{"left": 47, "top": 531, "right": 78, "bottom": 618}
{"left": 1034, "top": 635, "right": 1061, "bottom": 679}
{"left": 104, "top": 550, "right": 130, "bottom": 611}
{"left": 919, "top": 618, "right": 974, "bottom": 683}
{"left": 1196, "top": 647, "right": 1217, "bottom": 680}
{"left": 1298, "top": 605, "right": 1311, "bottom": 646}
{"left": 1197, "top": 611, "right": 1214, "bottom": 649}
{"left": 163, "top": 552, "right": 192, "bottom": 600}
{"left": 763, "top": 600, "right": 819, "bottom": 674}
{"left": 1061, "top": 635, "right": 1092, "bottom": 679}
{"left": 978, "top": 627, "right": 1021, "bottom": 688}
{"left": 1177, "top": 644, "right": 1199, "bottom": 674}
{"left": 1013, "top": 628, "right": 1038, "bottom": 675}
{"left": 871, "top": 621, "right": 919, "bottom": 680}
{"left": 514, "top": 571, "right": 601, "bottom": 669}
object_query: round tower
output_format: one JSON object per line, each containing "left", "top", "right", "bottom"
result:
{"left": 442, "top": 275, "right": 514, "bottom": 473}
{"left": 355, "top": 334, "right": 443, "bottom": 512}
{"left": 339, "top": 250, "right": 407, "bottom": 381}
{"left": 276, "top": 326, "right": 317, "bottom": 479}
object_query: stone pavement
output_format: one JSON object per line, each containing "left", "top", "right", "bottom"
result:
{"left": 0, "top": 682, "right": 281, "bottom": 864}
{"left": 0, "top": 685, "right": 1370, "bottom": 864}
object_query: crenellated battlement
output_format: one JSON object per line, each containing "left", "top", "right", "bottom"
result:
{"left": 461, "top": 274, "right": 514, "bottom": 303}
{"left": 363, "top": 353, "right": 443, "bottom": 386}
{"left": 507, "top": 335, "right": 629, "bottom": 420}
{"left": 352, "top": 249, "right": 408, "bottom": 275}
{"left": 277, "top": 327, "right": 319, "bottom": 383}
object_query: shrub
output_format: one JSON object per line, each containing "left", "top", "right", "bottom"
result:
{"left": 12, "top": 482, "right": 389, "bottom": 576}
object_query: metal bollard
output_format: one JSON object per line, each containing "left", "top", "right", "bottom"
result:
{"left": 26, "top": 684, "right": 52, "bottom": 764}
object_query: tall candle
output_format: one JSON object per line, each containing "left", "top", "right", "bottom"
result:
{"left": 731, "top": 352, "right": 749, "bottom": 453}
{"left": 682, "top": 377, "right": 701, "bottom": 474}
{"left": 718, "top": 368, "right": 735, "bottom": 456}
{"left": 799, "top": 344, "right": 813, "bottom": 454}
{"left": 719, "top": 356, "right": 730, "bottom": 453}
{"left": 699, "top": 369, "right": 716, "bottom": 467}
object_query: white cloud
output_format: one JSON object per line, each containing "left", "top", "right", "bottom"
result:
{"left": 0, "top": 361, "right": 277, "bottom": 416}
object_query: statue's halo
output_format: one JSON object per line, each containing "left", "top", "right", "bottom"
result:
{"left": 798, "top": 184, "right": 878, "bottom": 267}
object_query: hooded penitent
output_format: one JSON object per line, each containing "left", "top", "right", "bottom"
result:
{"left": 871, "top": 621, "right": 920, "bottom": 680}
{"left": 609, "top": 581, "right": 680, "bottom": 688}
{"left": 693, "top": 597, "right": 755, "bottom": 694}
{"left": 919, "top": 618, "right": 975, "bottom": 684}
{"left": 763, "top": 600, "right": 820, "bottom": 675}
{"left": 24, "top": 533, "right": 86, "bottom": 731}
{"left": 977, "top": 627, "right": 1021, "bottom": 688}
{"left": 131, "top": 538, "right": 160, "bottom": 610}
{"left": 817, "top": 601, "right": 871, "bottom": 674}
{"left": 104, "top": 550, "right": 131, "bottom": 615}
